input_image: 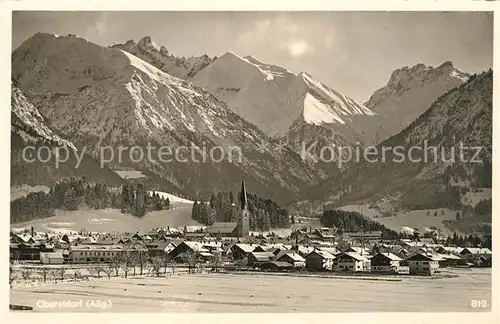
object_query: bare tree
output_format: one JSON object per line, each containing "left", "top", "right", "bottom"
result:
{"left": 171, "top": 260, "right": 177, "bottom": 275}
{"left": 144, "top": 260, "right": 153, "bottom": 276}
{"left": 74, "top": 270, "right": 82, "bottom": 282}
{"left": 185, "top": 250, "right": 200, "bottom": 274}
{"left": 136, "top": 251, "right": 149, "bottom": 276}
{"left": 102, "top": 265, "right": 113, "bottom": 280}
{"left": 50, "top": 269, "right": 59, "bottom": 283}
{"left": 39, "top": 266, "right": 50, "bottom": 283}
{"left": 129, "top": 253, "right": 138, "bottom": 276}
{"left": 110, "top": 253, "right": 121, "bottom": 277}
{"left": 211, "top": 252, "right": 223, "bottom": 272}
{"left": 57, "top": 268, "right": 66, "bottom": 281}
{"left": 95, "top": 266, "right": 104, "bottom": 279}
{"left": 21, "top": 268, "right": 32, "bottom": 283}
{"left": 164, "top": 253, "right": 172, "bottom": 275}
{"left": 9, "top": 263, "right": 16, "bottom": 288}
{"left": 120, "top": 252, "right": 133, "bottom": 279}
{"left": 88, "top": 267, "right": 97, "bottom": 278}
{"left": 151, "top": 256, "right": 164, "bottom": 277}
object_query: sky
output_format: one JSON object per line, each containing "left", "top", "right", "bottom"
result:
{"left": 12, "top": 11, "right": 493, "bottom": 102}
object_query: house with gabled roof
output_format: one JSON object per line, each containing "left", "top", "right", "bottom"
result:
{"left": 459, "top": 247, "right": 492, "bottom": 256}
{"left": 345, "top": 246, "right": 371, "bottom": 256}
{"left": 184, "top": 232, "right": 216, "bottom": 242}
{"left": 435, "top": 246, "right": 464, "bottom": 255}
{"left": 276, "top": 252, "right": 305, "bottom": 268}
{"left": 230, "top": 243, "right": 256, "bottom": 260}
{"left": 305, "top": 249, "right": 335, "bottom": 271}
{"left": 335, "top": 252, "right": 370, "bottom": 272}
{"left": 168, "top": 241, "right": 211, "bottom": 261}
{"left": 247, "top": 252, "right": 275, "bottom": 267}
{"left": 318, "top": 246, "right": 338, "bottom": 256}
{"left": 370, "top": 252, "right": 402, "bottom": 273}
{"left": 292, "top": 245, "right": 315, "bottom": 257}
{"left": 406, "top": 253, "right": 440, "bottom": 275}
{"left": 206, "top": 222, "right": 238, "bottom": 237}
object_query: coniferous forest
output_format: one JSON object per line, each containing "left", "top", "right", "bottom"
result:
{"left": 191, "top": 191, "right": 290, "bottom": 231}
{"left": 321, "top": 209, "right": 399, "bottom": 239}
{"left": 11, "top": 177, "right": 170, "bottom": 223}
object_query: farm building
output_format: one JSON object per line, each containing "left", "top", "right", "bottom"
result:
{"left": 40, "top": 252, "right": 64, "bottom": 265}
{"left": 205, "top": 222, "right": 238, "bottom": 237}
{"left": 406, "top": 253, "right": 440, "bottom": 275}
{"left": 247, "top": 252, "right": 275, "bottom": 267}
{"left": 230, "top": 243, "right": 256, "bottom": 260}
{"left": 335, "top": 252, "right": 370, "bottom": 272}
{"left": 305, "top": 250, "right": 335, "bottom": 271}
{"left": 435, "top": 246, "right": 464, "bottom": 255}
{"left": 437, "top": 253, "right": 462, "bottom": 268}
{"left": 370, "top": 252, "right": 402, "bottom": 273}
{"left": 10, "top": 242, "right": 54, "bottom": 261}
{"left": 459, "top": 247, "right": 492, "bottom": 256}
{"left": 292, "top": 245, "right": 315, "bottom": 257}
{"left": 184, "top": 232, "right": 216, "bottom": 242}
{"left": 168, "top": 241, "right": 210, "bottom": 261}
{"left": 69, "top": 245, "right": 125, "bottom": 263}
{"left": 276, "top": 252, "right": 306, "bottom": 268}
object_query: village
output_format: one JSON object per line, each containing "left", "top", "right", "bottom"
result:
{"left": 9, "top": 222, "right": 493, "bottom": 287}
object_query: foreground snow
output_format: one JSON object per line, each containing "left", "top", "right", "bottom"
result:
{"left": 148, "top": 191, "right": 194, "bottom": 204}
{"left": 10, "top": 270, "right": 492, "bottom": 312}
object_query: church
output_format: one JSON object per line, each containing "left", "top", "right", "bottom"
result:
{"left": 205, "top": 180, "right": 250, "bottom": 238}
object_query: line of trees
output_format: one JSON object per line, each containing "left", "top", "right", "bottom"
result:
{"left": 320, "top": 209, "right": 399, "bottom": 239}
{"left": 444, "top": 233, "right": 491, "bottom": 249}
{"left": 190, "top": 191, "right": 290, "bottom": 231}
{"left": 11, "top": 177, "right": 170, "bottom": 223}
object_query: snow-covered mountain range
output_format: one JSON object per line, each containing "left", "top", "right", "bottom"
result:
{"left": 12, "top": 33, "right": 323, "bottom": 204}
{"left": 191, "top": 51, "right": 376, "bottom": 142}
{"left": 11, "top": 80, "right": 125, "bottom": 186}
{"left": 111, "top": 36, "right": 215, "bottom": 80}
{"left": 297, "top": 70, "right": 492, "bottom": 227}
{"left": 11, "top": 31, "right": 489, "bottom": 229}
{"left": 364, "top": 61, "right": 470, "bottom": 143}
{"left": 113, "top": 37, "right": 471, "bottom": 152}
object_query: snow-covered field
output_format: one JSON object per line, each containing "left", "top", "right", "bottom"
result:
{"left": 338, "top": 205, "right": 459, "bottom": 234}
{"left": 148, "top": 191, "right": 194, "bottom": 204}
{"left": 461, "top": 188, "right": 492, "bottom": 207}
{"left": 114, "top": 170, "right": 147, "bottom": 179}
{"left": 11, "top": 204, "right": 199, "bottom": 234}
{"left": 10, "top": 269, "right": 491, "bottom": 312}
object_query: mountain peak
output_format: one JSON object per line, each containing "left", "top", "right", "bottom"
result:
{"left": 111, "top": 37, "right": 213, "bottom": 79}
{"left": 438, "top": 60, "right": 454, "bottom": 69}
{"left": 137, "top": 36, "right": 162, "bottom": 52}
{"left": 363, "top": 61, "right": 472, "bottom": 143}
{"left": 220, "top": 50, "right": 247, "bottom": 62}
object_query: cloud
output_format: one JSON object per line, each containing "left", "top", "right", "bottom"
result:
{"left": 288, "top": 40, "right": 314, "bottom": 57}
{"left": 233, "top": 14, "right": 301, "bottom": 54}
{"left": 323, "top": 34, "right": 335, "bottom": 50}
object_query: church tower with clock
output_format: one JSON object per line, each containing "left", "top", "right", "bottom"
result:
{"left": 237, "top": 179, "right": 250, "bottom": 237}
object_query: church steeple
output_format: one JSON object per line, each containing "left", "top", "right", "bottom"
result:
{"left": 239, "top": 179, "right": 247, "bottom": 211}
{"left": 237, "top": 179, "right": 250, "bottom": 238}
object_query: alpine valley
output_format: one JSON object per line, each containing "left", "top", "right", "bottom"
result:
{"left": 11, "top": 34, "right": 492, "bottom": 235}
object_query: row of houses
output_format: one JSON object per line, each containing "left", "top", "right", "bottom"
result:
{"left": 10, "top": 229, "right": 492, "bottom": 275}
{"left": 248, "top": 249, "right": 460, "bottom": 275}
